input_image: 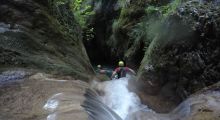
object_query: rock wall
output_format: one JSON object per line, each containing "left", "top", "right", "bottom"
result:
{"left": 81, "top": 0, "right": 220, "bottom": 112}
{"left": 137, "top": 0, "right": 220, "bottom": 111}
{"left": 0, "top": 0, "right": 94, "bottom": 80}
{"left": 83, "top": 0, "right": 121, "bottom": 65}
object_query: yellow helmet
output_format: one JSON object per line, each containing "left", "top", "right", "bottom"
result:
{"left": 118, "top": 61, "right": 124, "bottom": 67}
{"left": 97, "top": 65, "right": 101, "bottom": 68}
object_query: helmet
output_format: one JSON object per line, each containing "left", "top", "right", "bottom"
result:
{"left": 118, "top": 61, "right": 124, "bottom": 67}
{"left": 97, "top": 65, "right": 101, "bottom": 68}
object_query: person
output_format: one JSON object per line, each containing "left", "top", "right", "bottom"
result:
{"left": 96, "top": 65, "right": 105, "bottom": 74}
{"left": 96, "top": 65, "right": 112, "bottom": 78}
{"left": 111, "top": 61, "right": 136, "bottom": 79}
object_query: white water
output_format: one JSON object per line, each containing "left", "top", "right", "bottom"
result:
{"left": 96, "top": 77, "right": 220, "bottom": 120}
{"left": 42, "top": 76, "right": 220, "bottom": 120}
{"left": 98, "top": 77, "right": 149, "bottom": 120}
{"left": 43, "top": 93, "right": 63, "bottom": 112}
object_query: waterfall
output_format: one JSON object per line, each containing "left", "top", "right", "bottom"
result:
{"left": 97, "top": 77, "right": 150, "bottom": 120}
{"left": 42, "top": 76, "right": 220, "bottom": 120}
{"left": 43, "top": 80, "right": 122, "bottom": 120}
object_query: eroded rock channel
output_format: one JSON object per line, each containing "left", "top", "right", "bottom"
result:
{"left": 0, "top": 0, "right": 220, "bottom": 120}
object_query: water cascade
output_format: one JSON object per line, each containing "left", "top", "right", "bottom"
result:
{"left": 1, "top": 71, "right": 220, "bottom": 120}
{"left": 97, "top": 77, "right": 150, "bottom": 119}
{"left": 94, "top": 77, "right": 220, "bottom": 120}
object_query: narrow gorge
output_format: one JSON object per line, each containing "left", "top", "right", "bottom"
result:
{"left": 0, "top": 0, "right": 220, "bottom": 120}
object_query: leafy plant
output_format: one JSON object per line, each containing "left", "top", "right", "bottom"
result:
{"left": 145, "top": 6, "right": 159, "bottom": 15}
{"left": 161, "top": 0, "right": 181, "bottom": 17}
{"left": 145, "top": 0, "right": 181, "bottom": 18}
{"left": 71, "top": 0, "right": 94, "bottom": 28}
{"left": 73, "top": 0, "right": 83, "bottom": 10}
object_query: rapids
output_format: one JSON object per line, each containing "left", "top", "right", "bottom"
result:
{"left": 97, "top": 77, "right": 150, "bottom": 119}
{"left": 0, "top": 71, "right": 220, "bottom": 120}
{"left": 94, "top": 76, "right": 220, "bottom": 120}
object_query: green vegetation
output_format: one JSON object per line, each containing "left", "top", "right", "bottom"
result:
{"left": 129, "top": 20, "right": 148, "bottom": 49}
{"left": 145, "top": 0, "right": 181, "bottom": 18}
{"left": 129, "top": 0, "right": 182, "bottom": 49}
{"left": 118, "top": 0, "right": 131, "bottom": 8}
{"left": 71, "top": 0, "right": 95, "bottom": 28}
{"left": 47, "top": 0, "right": 95, "bottom": 42}
{"left": 50, "top": 0, "right": 181, "bottom": 69}
{"left": 136, "top": 0, "right": 187, "bottom": 79}
{"left": 90, "top": 0, "right": 182, "bottom": 63}
{"left": 49, "top": 0, "right": 94, "bottom": 28}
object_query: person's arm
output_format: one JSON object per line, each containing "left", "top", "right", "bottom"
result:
{"left": 99, "top": 70, "right": 107, "bottom": 74}
{"left": 126, "top": 67, "right": 136, "bottom": 75}
{"left": 111, "top": 68, "right": 119, "bottom": 79}
{"left": 111, "top": 71, "right": 117, "bottom": 79}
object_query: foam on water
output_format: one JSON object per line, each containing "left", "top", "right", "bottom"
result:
{"left": 41, "top": 76, "right": 220, "bottom": 120}
{"left": 47, "top": 114, "right": 57, "bottom": 120}
{"left": 100, "top": 77, "right": 149, "bottom": 119}
{"left": 43, "top": 93, "right": 63, "bottom": 112}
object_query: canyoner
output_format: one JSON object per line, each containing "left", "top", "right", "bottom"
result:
{"left": 111, "top": 61, "right": 136, "bottom": 79}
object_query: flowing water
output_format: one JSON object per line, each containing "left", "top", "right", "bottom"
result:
{"left": 0, "top": 70, "right": 220, "bottom": 120}
{"left": 94, "top": 76, "right": 220, "bottom": 120}
{"left": 97, "top": 77, "right": 150, "bottom": 119}
{"left": 42, "top": 75, "right": 145, "bottom": 120}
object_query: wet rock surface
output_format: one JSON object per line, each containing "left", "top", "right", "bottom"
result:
{"left": 0, "top": 69, "right": 31, "bottom": 86}
{"left": 0, "top": 71, "right": 124, "bottom": 120}
{"left": 137, "top": 0, "right": 220, "bottom": 112}
{"left": 0, "top": 72, "right": 90, "bottom": 120}
{"left": 0, "top": 0, "right": 94, "bottom": 80}
{"left": 127, "top": 85, "right": 220, "bottom": 120}
{"left": 0, "top": 0, "right": 220, "bottom": 119}
{"left": 0, "top": 70, "right": 219, "bottom": 120}
{"left": 83, "top": 0, "right": 121, "bottom": 65}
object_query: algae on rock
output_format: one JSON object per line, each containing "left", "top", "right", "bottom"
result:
{"left": 0, "top": 0, "right": 94, "bottom": 80}
{"left": 137, "top": 0, "right": 220, "bottom": 112}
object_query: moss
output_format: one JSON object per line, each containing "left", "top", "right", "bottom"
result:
{"left": 0, "top": 0, "right": 94, "bottom": 80}
{"left": 137, "top": 0, "right": 220, "bottom": 103}
{"left": 145, "top": 0, "right": 181, "bottom": 18}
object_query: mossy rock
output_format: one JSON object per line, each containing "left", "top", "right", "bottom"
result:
{"left": 0, "top": 0, "right": 94, "bottom": 80}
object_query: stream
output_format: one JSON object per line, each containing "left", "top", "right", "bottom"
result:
{"left": 96, "top": 77, "right": 149, "bottom": 119}
{"left": 0, "top": 70, "right": 220, "bottom": 120}
{"left": 43, "top": 75, "right": 220, "bottom": 120}
{"left": 1, "top": 0, "right": 220, "bottom": 119}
